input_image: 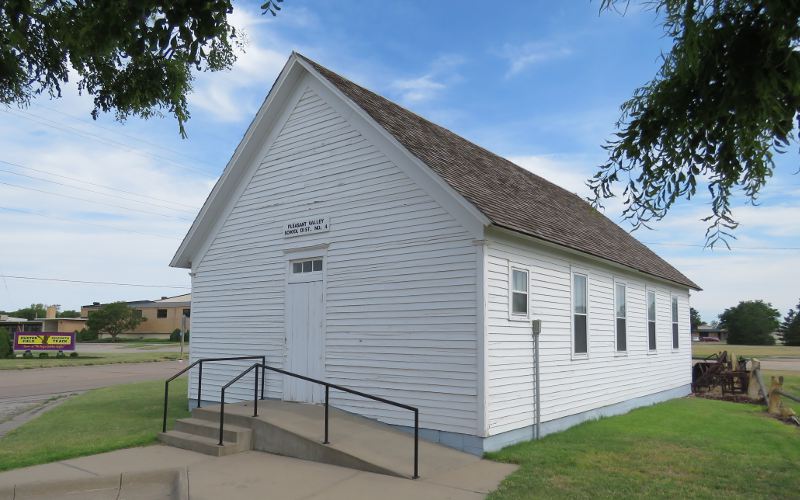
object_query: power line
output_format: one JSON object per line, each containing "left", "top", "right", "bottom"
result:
{"left": 0, "top": 206, "right": 181, "bottom": 240}
{"left": 0, "top": 167, "right": 196, "bottom": 214}
{"left": 0, "top": 180, "right": 193, "bottom": 221}
{"left": 3, "top": 108, "right": 213, "bottom": 176}
{"left": 0, "top": 274, "right": 189, "bottom": 289}
{"left": 0, "top": 159, "right": 200, "bottom": 210}
{"left": 31, "top": 102, "right": 219, "bottom": 168}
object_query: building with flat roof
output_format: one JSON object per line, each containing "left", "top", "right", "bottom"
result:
{"left": 81, "top": 294, "right": 191, "bottom": 339}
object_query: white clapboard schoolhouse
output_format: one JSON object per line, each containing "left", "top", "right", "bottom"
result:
{"left": 171, "top": 52, "right": 700, "bottom": 455}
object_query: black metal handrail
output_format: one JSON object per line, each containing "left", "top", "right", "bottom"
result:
{"left": 162, "top": 355, "right": 265, "bottom": 433}
{"left": 219, "top": 363, "right": 261, "bottom": 446}
{"left": 218, "top": 361, "right": 420, "bottom": 479}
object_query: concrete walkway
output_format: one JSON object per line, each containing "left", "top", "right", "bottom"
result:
{"left": 0, "top": 445, "right": 516, "bottom": 499}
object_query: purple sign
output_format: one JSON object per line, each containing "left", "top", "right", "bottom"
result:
{"left": 14, "top": 332, "right": 76, "bottom": 351}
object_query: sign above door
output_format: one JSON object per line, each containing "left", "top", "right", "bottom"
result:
{"left": 284, "top": 216, "right": 330, "bottom": 238}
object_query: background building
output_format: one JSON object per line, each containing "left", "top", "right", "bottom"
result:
{"left": 81, "top": 293, "right": 191, "bottom": 339}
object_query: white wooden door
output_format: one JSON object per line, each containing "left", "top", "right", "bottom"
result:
{"left": 285, "top": 261, "right": 325, "bottom": 403}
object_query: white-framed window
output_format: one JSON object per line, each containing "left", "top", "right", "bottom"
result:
{"left": 671, "top": 296, "right": 680, "bottom": 349}
{"left": 292, "top": 258, "right": 323, "bottom": 274}
{"left": 647, "top": 290, "right": 657, "bottom": 351}
{"left": 572, "top": 272, "right": 588, "bottom": 355}
{"left": 615, "top": 281, "right": 627, "bottom": 352}
{"left": 509, "top": 266, "right": 529, "bottom": 319}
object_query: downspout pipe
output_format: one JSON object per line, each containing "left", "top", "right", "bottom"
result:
{"left": 531, "top": 320, "right": 541, "bottom": 440}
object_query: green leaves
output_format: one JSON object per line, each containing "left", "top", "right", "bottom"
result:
{"left": 0, "top": 1, "right": 284, "bottom": 137}
{"left": 592, "top": 0, "right": 799, "bottom": 247}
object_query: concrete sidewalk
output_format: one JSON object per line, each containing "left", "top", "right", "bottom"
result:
{"left": 0, "top": 445, "right": 516, "bottom": 499}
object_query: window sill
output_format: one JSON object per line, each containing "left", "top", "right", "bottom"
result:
{"left": 614, "top": 351, "right": 628, "bottom": 357}
{"left": 507, "top": 315, "right": 530, "bottom": 323}
{"left": 646, "top": 350, "right": 658, "bottom": 355}
{"left": 571, "top": 353, "right": 589, "bottom": 361}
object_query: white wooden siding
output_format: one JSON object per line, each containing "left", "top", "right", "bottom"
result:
{"left": 484, "top": 231, "right": 692, "bottom": 436}
{"left": 189, "top": 80, "right": 479, "bottom": 434}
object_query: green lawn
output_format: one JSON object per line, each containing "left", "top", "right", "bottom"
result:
{"left": 0, "top": 352, "right": 186, "bottom": 370}
{"left": 487, "top": 398, "right": 800, "bottom": 499}
{"left": 692, "top": 343, "right": 800, "bottom": 359}
{"left": 0, "top": 378, "right": 189, "bottom": 472}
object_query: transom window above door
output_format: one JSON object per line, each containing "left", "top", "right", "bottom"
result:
{"left": 292, "top": 258, "right": 323, "bottom": 274}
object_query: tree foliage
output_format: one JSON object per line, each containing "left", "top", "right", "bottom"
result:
{"left": 593, "top": 0, "right": 800, "bottom": 246}
{"left": 718, "top": 300, "right": 780, "bottom": 345}
{"left": 0, "top": 327, "right": 13, "bottom": 359}
{"left": 0, "top": 0, "right": 283, "bottom": 137}
{"left": 781, "top": 301, "right": 800, "bottom": 346}
{"left": 85, "top": 302, "right": 144, "bottom": 342}
{"left": 57, "top": 310, "right": 81, "bottom": 318}
{"left": 8, "top": 303, "right": 46, "bottom": 320}
{"left": 690, "top": 307, "right": 703, "bottom": 331}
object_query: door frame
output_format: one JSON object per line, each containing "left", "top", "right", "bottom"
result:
{"left": 283, "top": 244, "right": 328, "bottom": 401}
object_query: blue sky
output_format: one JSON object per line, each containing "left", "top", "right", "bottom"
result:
{"left": 0, "top": 0, "right": 797, "bottom": 322}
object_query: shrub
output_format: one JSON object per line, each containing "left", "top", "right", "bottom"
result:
{"left": 170, "top": 329, "right": 189, "bottom": 342}
{"left": 0, "top": 328, "right": 13, "bottom": 359}
{"left": 77, "top": 328, "right": 98, "bottom": 342}
{"left": 38, "top": 352, "right": 49, "bottom": 358}
{"left": 56, "top": 351, "right": 66, "bottom": 358}
{"left": 23, "top": 350, "right": 33, "bottom": 359}
{"left": 69, "top": 352, "right": 79, "bottom": 358}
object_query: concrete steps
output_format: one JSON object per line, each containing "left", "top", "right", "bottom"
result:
{"left": 158, "top": 417, "right": 252, "bottom": 457}
{"left": 185, "top": 400, "right": 478, "bottom": 479}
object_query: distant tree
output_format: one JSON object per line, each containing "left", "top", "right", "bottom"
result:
{"left": 0, "top": 1, "right": 284, "bottom": 137}
{"left": 0, "top": 327, "right": 13, "bottom": 358}
{"left": 11, "top": 304, "right": 47, "bottom": 320}
{"left": 718, "top": 300, "right": 780, "bottom": 345}
{"left": 690, "top": 307, "right": 703, "bottom": 332}
{"left": 593, "top": 1, "right": 800, "bottom": 246}
{"left": 85, "top": 302, "right": 145, "bottom": 342}
{"left": 781, "top": 301, "right": 800, "bottom": 346}
{"left": 57, "top": 310, "right": 81, "bottom": 318}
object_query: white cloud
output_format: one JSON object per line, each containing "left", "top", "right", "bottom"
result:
{"left": 189, "top": 7, "right": 291, "bottom": 122}
{"left": 501, "top": 41, "right": 572, "bottom": 77}
{"left": 390, "top": 55, "right": 465, "bottom": 105}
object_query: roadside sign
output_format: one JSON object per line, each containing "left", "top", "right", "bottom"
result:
{"left": 14, "top": 332, "right": 76, "bottom": 351}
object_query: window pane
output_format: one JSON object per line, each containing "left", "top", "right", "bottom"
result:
{"left": 616, "top": 284, "right": 626, "bottom": 318}
{"left": 648, "top": 321, "right": 656, "bottom": 350}
{"left": 672, "top": 323, "right": 679, "bottom": 349}
{"left": 671, "top": 297, "right": 679, "bottom": 322}
{"left": 647, "top": 291, "right": 656, "bottom": 321}
{"left": 293, "top": 262, "right": 302, "bottom": 273}
{"left": 313, "top": 259, "right": 323, "bottom": 271}
{"left": 617, "top": 318, "right": 626, "bottom": 351}
{"left": 574, "top": 314, "right": 587, "bottom": 353}
{"left": 512, "top": 269, "right": 527, "bottom": 293}
{"left": 573, "top": 274, "right": 587, "bottom": 314}
{"left": 512, "top": 292, "right": 528, "bottom": 315}
{"left": 302, "top": 260, "right": 312, "bottom": 272}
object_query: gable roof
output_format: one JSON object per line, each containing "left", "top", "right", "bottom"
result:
{"left": 297, "top": 54, "right": 699, "bottom": 290}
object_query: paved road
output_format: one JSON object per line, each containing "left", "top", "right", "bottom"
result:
{"left": 76, "top": 342, "right": 183, "bottom": 354}
{"left": 0, "top": 361, "right": 186, "bottom": 400}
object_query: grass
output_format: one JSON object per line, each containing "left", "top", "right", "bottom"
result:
{"left": 487, "top": 397, "right": 800, "bottom": 499}
{"left": 692, "top": 343, "right": 800, "bottom": 359}
{"left": 0, "top": 352, "right": 186, "bottom": 370}
{"left": 81, "top": 338, "right": 180, "bottom": 344}
{"left": 0, "top": 378, "right": 189, "bottom": 472}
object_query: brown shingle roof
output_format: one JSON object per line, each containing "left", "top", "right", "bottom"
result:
{"left": 299, "top": 54, "right": 699, "bottom": 290}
